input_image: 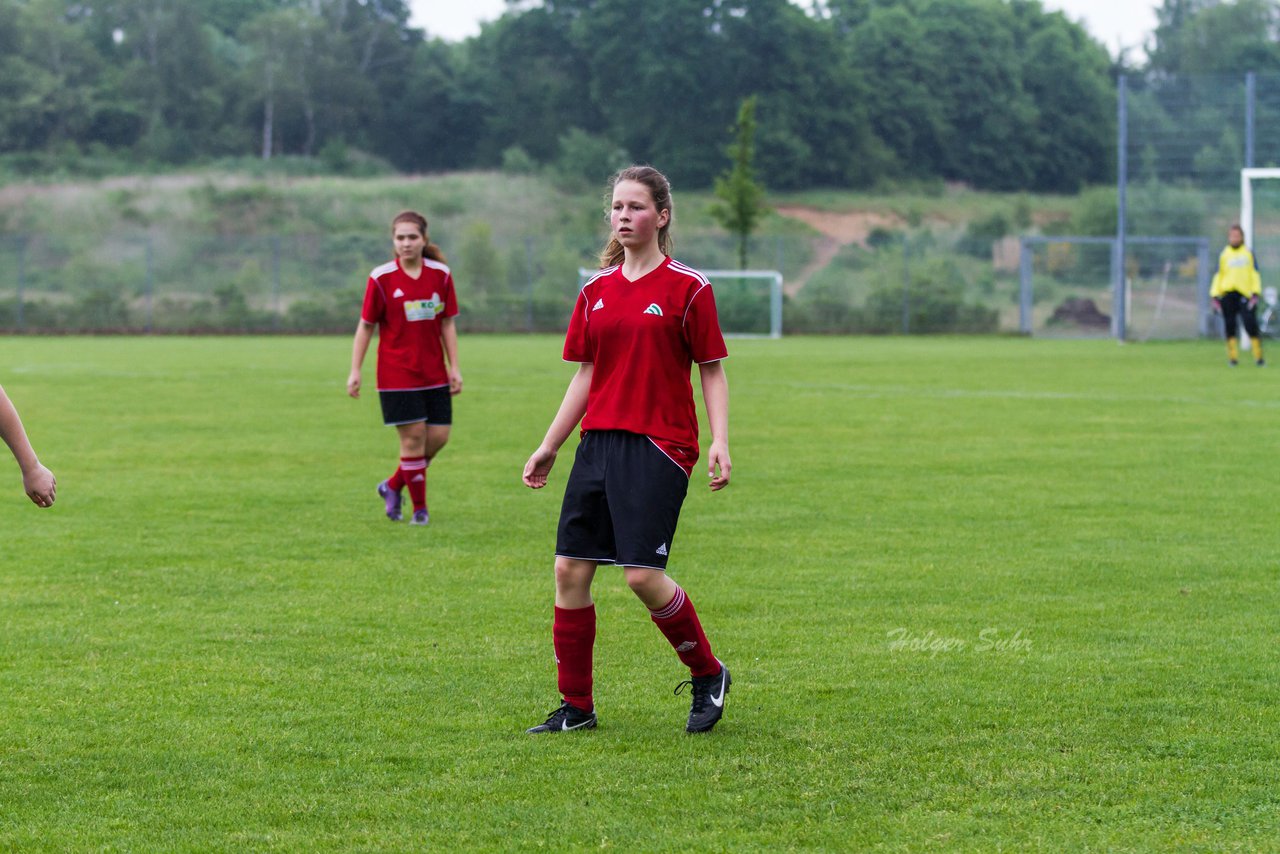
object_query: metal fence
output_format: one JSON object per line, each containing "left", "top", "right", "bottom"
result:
{"left": 0, "top": 230, "right": 1033, "bottom": 336}
{"left": 1018, "top": 236, "right": 1212, "bottom": 340}
{"left": 0, "top": 233, "right": 809, "bottom": 335}
{"left": 1104, "top": 72, "right": 1280, "bottom": 338}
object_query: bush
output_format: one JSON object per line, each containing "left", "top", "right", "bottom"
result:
{"left": 551, "top": 129, "right": 629, "bottom": 189}
{"left": 501, "top": 146, "right": 538, "bottom": 175}
{"left": 956, "top": 211, "right": 1009, "bottom": 258}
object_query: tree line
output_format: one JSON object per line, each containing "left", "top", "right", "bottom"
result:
{"left": 2, "top": 0, "right": 1261, "bottom": 193}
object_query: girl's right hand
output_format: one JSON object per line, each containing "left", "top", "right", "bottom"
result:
{"left": 522, "top": 446, "right": 557, "bottom": 489}
{"left": 346, "top": 370, "right": 361, "bottom": 398}
{"left": 24, "top": 462, "right": 55, "bottom": 507}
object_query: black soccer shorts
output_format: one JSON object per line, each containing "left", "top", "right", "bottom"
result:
{"left": 555, "top": 430, "right": 691, "bottom": 570}
{"left": 379, "top": 386, "right": 452, "bottom": 426}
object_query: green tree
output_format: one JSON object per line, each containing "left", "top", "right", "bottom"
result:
{"left": 459, "top": 6, "right": 604, "bottom": 166}
{"left": 710, "top": 97, "right": 767, "bottom": 270}
{"left": 1149, "top": 0, "right": 1280, "bottom": 75}
{"left": 0, "top": 0, "right": 108, "bottom": 154}
{"left": 847, "top": 4, "right": 947, "bottom": 179}
{"left": 1017, "top": 11, "right": 1114, "bottom": 191}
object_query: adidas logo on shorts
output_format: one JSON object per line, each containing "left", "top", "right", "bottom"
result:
{"left": 656, "top": 542, "right": 668, "bottom": 556}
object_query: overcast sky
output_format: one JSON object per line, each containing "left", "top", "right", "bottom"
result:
{"left": 408, "top": 1, "right": 1159, "bottom": 55}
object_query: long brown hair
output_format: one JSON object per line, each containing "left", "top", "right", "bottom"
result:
{"left": 598, "top": 166, "right": 674, "bottom": 268}
{"left": 392, "top": 210, "right": 447, "bottom": 263}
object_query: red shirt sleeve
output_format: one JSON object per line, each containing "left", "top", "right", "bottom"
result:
{"left": 361, "top": 278, "right": 385, "bottom": 324}
{"left": 443, "top": 272, "right": 459, "bottom": 318}
{"left": 684, "top": 283, "right": 728, "bottom": 363}
{"left": 563, "top": 287, "right": 593, "bottom": 362}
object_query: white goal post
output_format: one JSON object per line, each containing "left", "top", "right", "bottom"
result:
{"left": 1238, "top": 168, "right": 1280, "bottom": 345}
{"left": 576, "top": 267, "right": 784, "bottom": 339}
{"left": 1239, "top": 167, "right": 1280, "bottom": 249}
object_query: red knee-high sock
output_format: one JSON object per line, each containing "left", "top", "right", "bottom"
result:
{"left": 387, "top": 458, "right": 408, "bottom": 492}
{"left": 554, "top": 604, "right": 596, "bottom": 712}
{"left": 649, "top": 586, "right": 719, "bottom": 677}
{"left": 401, "top": 456, "right": 428, "bottom": 511}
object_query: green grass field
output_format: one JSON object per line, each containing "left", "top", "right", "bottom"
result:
{"left": 2, "top": 335, "right": 1278, "bottom": 851}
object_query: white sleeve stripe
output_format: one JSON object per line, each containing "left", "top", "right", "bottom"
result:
{"left": 682, "top": 282, "right": 711, "bottom": 326}
{"left": 667, "top": 259, "right": 710, "bottom": 285}
{"left": 581, "top": 265, "right": 620, "bottom": 290}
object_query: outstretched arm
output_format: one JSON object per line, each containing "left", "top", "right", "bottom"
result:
{"left": 699, "top": 360, "right": 731, "bottom": 491}
{"left": 0, "top": 384, "right": 56, "bottom": 507}
{"left": 523, "top": 364, "right": 593, "bottom": 488}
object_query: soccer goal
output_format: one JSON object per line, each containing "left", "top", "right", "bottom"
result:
{"left": 1237, "top": 169, "right": 1280, "bottom": 343}
{"left": 576, "top": 268, "right": 783, "bottom": 338}
{"left": 1240, "top": 168, "right": 1280, "bottom": 250}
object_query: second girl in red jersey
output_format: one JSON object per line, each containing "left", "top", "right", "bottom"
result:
{"left": 523, "top": 166, "right": 732, "bottom": 734}
{"left": 348, "top": 211, "right": 462, "bottom": 526}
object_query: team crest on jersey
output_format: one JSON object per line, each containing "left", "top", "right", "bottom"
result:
{"left": 643, "top": 303, "right": 664, "bottom": 316}
{"left": 593, "top": 298, "right": 605, "bottom": 311}
{"left": 404, "top": 293, "right": 443, "bottom": 321}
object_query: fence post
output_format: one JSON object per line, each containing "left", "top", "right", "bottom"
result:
{"left": 271, "top": 236, "right": 282, "bottom": 332}
{"left": 1019, "top": 238, "right": 1033, "bottom": 335}
{"left": 1246, "top": 71, "right": 1257, "bottom": 169}
{"left": 524, "top": 236, "right": 535, "bottom": 333}
{"left": 1198, "top": 238, "right": 1212, "bottom": 337}
{"left": 145, "top": 237, "right": 154, "bottom": 334}
{"left": 16, "top": 236, "right": 26, "bottom": 333}
{"left": 1113, "top": 74, "right": 1129, "bottom": 340}
{"left": 902, "top": 236, "right": 910, "bottom": 335}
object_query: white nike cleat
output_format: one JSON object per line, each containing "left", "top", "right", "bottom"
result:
{"left": 677, "top": 660, "right": 730, "bottom": 733}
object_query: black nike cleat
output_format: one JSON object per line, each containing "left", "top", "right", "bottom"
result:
{"left": 526, "top": 701, "right": 597, "bottom": 734}
{"left": 676, "top": 660, "right": 730, "bottom": 733}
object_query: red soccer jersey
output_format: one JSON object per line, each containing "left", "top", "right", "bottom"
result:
{"left": 564, "top": 256, "right": 728, "bottom": 475}
{"left": 361, "top": 258, "right": 459, "bottom": 391}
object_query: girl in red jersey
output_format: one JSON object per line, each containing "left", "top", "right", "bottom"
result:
{"left": 348, "top": 211, "right": 461, "bottom": 526}
{"left": 522, "top": 166, "right": 732, "bottom": 734}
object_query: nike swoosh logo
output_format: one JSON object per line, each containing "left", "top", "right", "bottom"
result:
{"left": 710, "top": 673, "right": 727, "bottom": 708}
{"left": 561, "top": 718, "right": 593, "bottom": 731}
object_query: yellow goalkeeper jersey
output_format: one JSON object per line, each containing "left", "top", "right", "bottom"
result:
{"left": 1211, "top": 245, "right": 1262, "bottom": 298}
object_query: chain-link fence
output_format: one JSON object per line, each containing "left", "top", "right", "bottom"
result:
{"left": 0, "top": 229, "right": 1034, "bottom": 336}
{"left": 1095, "top": 72, "right": 1280, "bottom": 338}
{"left": 1017, "top": 237, "right": 1211, "bottom": 339}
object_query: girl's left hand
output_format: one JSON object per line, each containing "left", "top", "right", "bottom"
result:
{"left": 707, "top": 440, "right": 731, "bottom": 491}
{"left": 449, "top": 369, "right": 463, "bottom": 395}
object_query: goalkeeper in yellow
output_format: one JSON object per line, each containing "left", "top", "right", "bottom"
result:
{"left": 1211, "top": 224, "right": 1265, "bottom": 366}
